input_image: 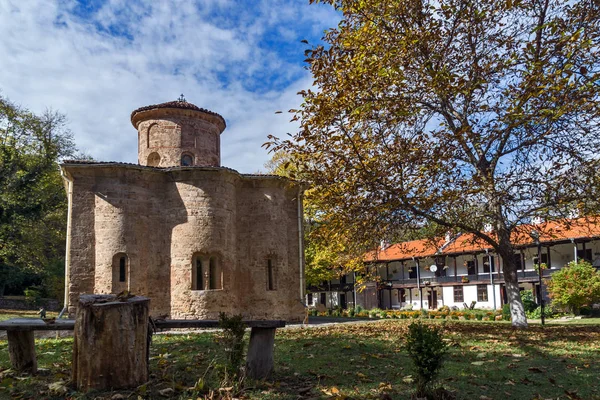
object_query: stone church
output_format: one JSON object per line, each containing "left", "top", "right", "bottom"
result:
{"left": 60, "top": 99, "right": 305, "bottom": 321}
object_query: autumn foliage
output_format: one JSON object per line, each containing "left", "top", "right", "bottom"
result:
{"left": 269, "top": 0, "right": 600, "bottom": 327}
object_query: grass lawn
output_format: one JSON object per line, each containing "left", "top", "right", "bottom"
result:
{"left": 0, "top": 319, "right": 599, "bottom": 399}
{"left": 0, "top": 309, "right": 59, "bottom": 322}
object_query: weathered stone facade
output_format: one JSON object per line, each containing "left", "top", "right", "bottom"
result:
{"left": 61, "top": 100, "right": 304, "bottom": 321}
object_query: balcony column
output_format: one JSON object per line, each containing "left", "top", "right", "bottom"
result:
{"left": 453, "top": 257, "right": 458, "bottom": 282}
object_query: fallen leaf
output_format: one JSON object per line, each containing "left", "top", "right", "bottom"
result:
{"left": 48, "top": 381, "right": 68, "bottom": 395}
{"left": 471, "top": 361, "right": 485, "bottom": 366}
{"left": 159, "top": 388, "right": 175, "bottom": 397}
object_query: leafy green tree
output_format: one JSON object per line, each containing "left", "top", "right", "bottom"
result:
{"left": 0, "top": 94, "right": 75, "bottom": 297}
{"left": 546, "top": 261, "right": 600, "bottom": 314}
{"left": 269, "top": 0, "right": 600, "bottom": 328}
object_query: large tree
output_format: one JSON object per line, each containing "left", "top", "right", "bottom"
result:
{"left": 269, "top": 0, "right": 600, "bottom": 327}
{"left": 0, "top": 94, "right": 75, "bottom": 297}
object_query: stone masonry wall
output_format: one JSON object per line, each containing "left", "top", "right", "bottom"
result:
{"left": 64, "top": 165, "right": 304, "bottom": 321}
{"left": 137, "top": 113, "right": 221, "bottom": 167}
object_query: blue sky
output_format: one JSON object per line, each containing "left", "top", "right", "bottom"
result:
{"left": 0, "top": 0, "right": 340, "bottom": 172}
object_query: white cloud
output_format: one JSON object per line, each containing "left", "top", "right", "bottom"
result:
{"left": 0, "top": 0, "right": 339, "bottom": 172}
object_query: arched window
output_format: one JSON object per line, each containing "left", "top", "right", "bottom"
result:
{"left": 181, "top": 153, "right": 193, "bottom": 166}
{"left": 112, "top": 253, "right": 129, "bottom": 292}
{"left": 209, "top": 257, "right": 222, "bottom": 289}
{"left": 147, "top": 123, "right": 159, "bottom": 148}
{"left": 147, "top": 152, "right": 160, "bottom": 167}
{"left": 192, "top": 256, "right": 204, "bottom": 290}
{"left": 192, "top": 254, "right": 222, "bottom": 290}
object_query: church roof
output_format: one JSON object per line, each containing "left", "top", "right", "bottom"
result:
{"left": 130, "top": 99, "right": 226, "bottom": 128}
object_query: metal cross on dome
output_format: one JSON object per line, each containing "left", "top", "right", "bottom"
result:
{"left": 177, "top": 94, "right": 186, "bottom": 102}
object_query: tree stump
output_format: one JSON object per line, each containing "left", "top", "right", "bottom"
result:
{"left": 246, "top": 327, "right": 276, "bottom": 380}
{"left": 72, "top": 294, "right": 149, "bottom": 391}
{"left": 7, "top": 330, "right": 37, "bottom": 373}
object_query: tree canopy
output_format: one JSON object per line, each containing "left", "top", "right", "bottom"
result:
{"left": 0, "top": 94, "right": 75, "bottom": 297}
{"left": 269, "top": 0, "right": 600, "bottom": 327}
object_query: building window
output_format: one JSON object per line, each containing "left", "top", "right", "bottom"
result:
{"left": 399, "top": 288, "right": 406, "bottom": 303}
{"left": 541, "top": 253, "right": 549, "bottom": 265}
{"left": 112, "top": 253, "right": 128, "bottom": 283}
{"left": 209, "top": 257, "right": 220, "bottom": 289}
{"left": 513, "top": 253, "right": 523, "bottom": 271}
{"left": 477, "top": 285, "right": 488, "bottom": 302}
{"left": 577, "top": 249, "right": 593, "bottom": 262}
{"left": 267, "top": 258, "right": 275, "bottom": 290}
{"left": 483, "top": 256, "right": 495, "bottom": 273}
{"left": 320, "top": 292, "right": 326, "bottom": 305}
{"left": 119, "top": 257, "right": 126, "bottom": 282}
{"left": 192, "top": 254, "right": 222, "bottom": 290}
{"left": 453, "top": 286, "right": 464, "bottom": 303}
{"left": 408, "top": 266, "right": 417, "bottom": 279}
{"left": 193, "top": 258, "right": 204, "bottom": 290}
{"left": 466, "top": 260, "right": 476, "bottom": 275}
{"left": 307, "top": 293, "right": 313, "bottom": 305}
{"left": 181, "top": 153, "right": 193, "bottom": 166}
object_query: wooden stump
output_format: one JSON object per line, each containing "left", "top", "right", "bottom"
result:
{"left": 246, "top": 327, "right": 276, "bottom": 380}
{"left": 72, "top": 294, "right": 149, "bottom": 391}
{"left": 7, "top": 330, "right": 37, "bottom": 373}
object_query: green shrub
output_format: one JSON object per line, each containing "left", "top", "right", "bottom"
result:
{"left": 526, "top": 306, "right": 554, "bottom": 319}
{"left": 24, "top": 287, "right": 42, "bottom": 306}
{"left": 354, "top": 305, "right": 363, "bottom": 314}
{"left": 420, "top": 309, "right": 429, "bottom": 319}
{"left": 475, "top": 313, "right": 483, "bottom": 321}
{"left": 217, "top": 313, "right": 246, "bottom": 379}
{"left": 405, "top": 322, "right": 448, "bottom": 397}
{"left": 520, "top": 289, "right": 538, "bottom": 313}
{"left": 348, "top": 308, "right": 355, "bottom": 317}
{"left": 502, "top": 304, "right": 511, "bottom": 321}
{"left": 546, "top": 260, "right": 600, "bottom": 314}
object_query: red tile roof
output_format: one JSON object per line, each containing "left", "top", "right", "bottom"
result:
{"left": 366, "top": 217, "right": 600, "bottom": 261}
{"left": 365, "top": 238, "right": 444, "bottom": 262}
{"left": 130, "top": 100, "right": 226, "bottom": 128}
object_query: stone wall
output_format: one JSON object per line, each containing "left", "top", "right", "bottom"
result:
{"left": 135, "top": 109, "right": 224, "bottom": 168}
{"left": 63, "top": 164, "right": 304, "bottom": 321}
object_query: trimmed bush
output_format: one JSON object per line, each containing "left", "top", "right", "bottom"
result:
{"left": 405, "top": 322, "right": 448, "bottom": 397}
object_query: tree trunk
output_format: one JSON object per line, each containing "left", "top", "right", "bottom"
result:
{"left": 72, "top": 294, "right": 149, "bottom": 391}
{"left": 497, "top": 232, "right": 528, "bottom": 328}
{"left": 246, "top": 327, "right": 276, "bottom": 380}
{"left": 7, "top": 330, "right": 37, "bottom": 373}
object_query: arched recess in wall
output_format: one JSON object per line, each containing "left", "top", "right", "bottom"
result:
{"left": 147, "top": 123, "right": 160, "bottom": 148}
{"left": 112, "top": 252, "right": 129, "bottom": 292}
{"left": 147, "top": 152, "right": 161, "bottom": 167}
{"left": 266, "top": 255, "right": 277, "bottom": 291}
{"left": 191, "top": 253, "right": 222, "bottom": 290}
{"left": 181, "top": 153, "right": 194, "bottom": 167}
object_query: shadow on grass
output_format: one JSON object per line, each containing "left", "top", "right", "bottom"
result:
{"left": 1, "top": 321, "right": 599, "bottom": 399}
